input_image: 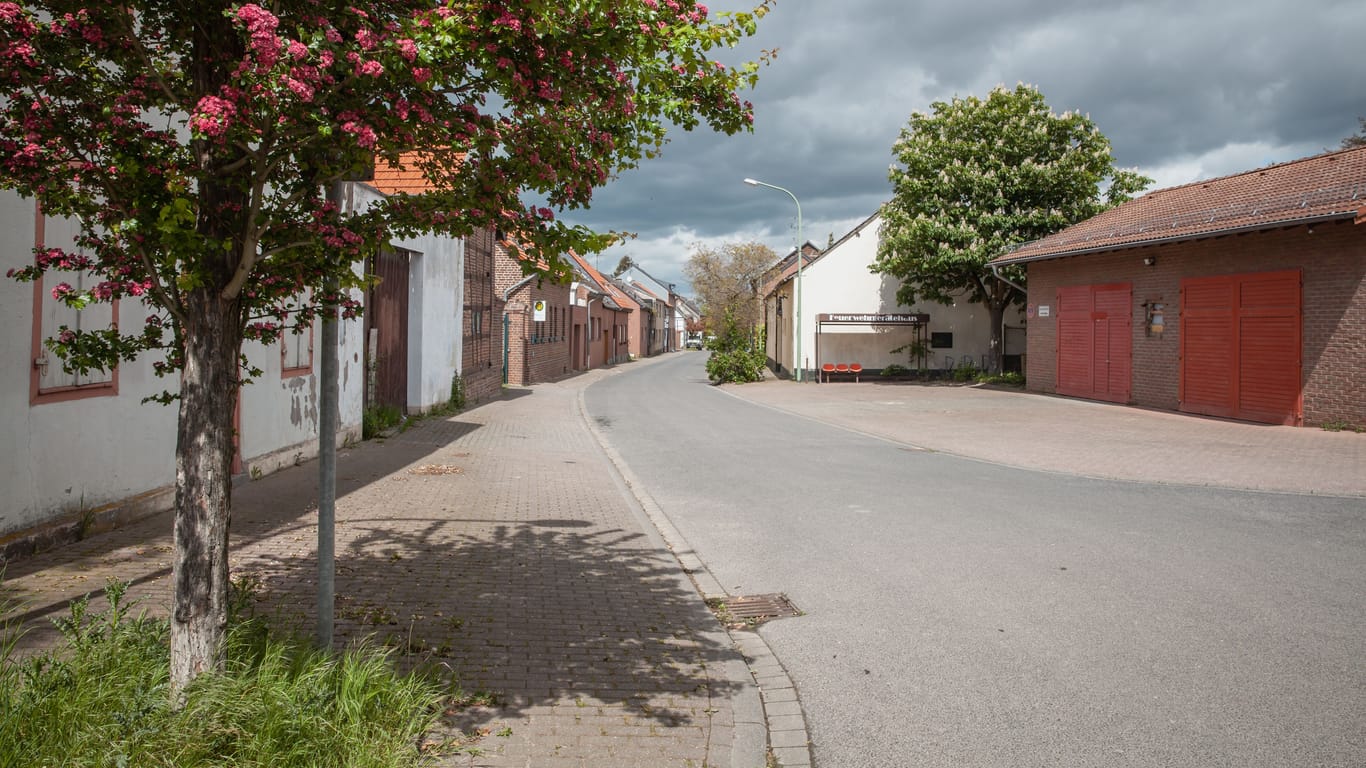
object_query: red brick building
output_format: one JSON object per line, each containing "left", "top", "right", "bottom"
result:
{"left": 993, "top": 147, "right": 1365, "bottom": 427}
{"left": 496, "top": 241, "right": 573, "bottom": 386}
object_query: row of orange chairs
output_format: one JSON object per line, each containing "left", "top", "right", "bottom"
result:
{"left": 820, "top": 362, "right": 863, "bottom": 382}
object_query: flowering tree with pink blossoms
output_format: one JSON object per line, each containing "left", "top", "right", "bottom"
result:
{"left": 0, "top": 0, "right": 770, "bottom": 696}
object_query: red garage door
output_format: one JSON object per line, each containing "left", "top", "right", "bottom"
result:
{"left": 1056, "top": 283, "right": 1132, "bottom": 403}
{"left": 1180, "top": 270, "right": 1301, "bottom": 425}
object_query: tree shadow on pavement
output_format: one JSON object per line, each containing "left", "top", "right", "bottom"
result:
{"left": 237, "top": 510, "right": 739, "bottom": 736}
{"left": 1, "top": 417, "right": 482, "bottom": 650}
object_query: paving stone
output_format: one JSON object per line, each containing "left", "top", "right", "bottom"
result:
{"left": 4, "top": 365, "right": 753, "bottom": 768}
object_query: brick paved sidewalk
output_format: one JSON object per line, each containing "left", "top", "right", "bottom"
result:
{"left": 3, "top": 368, "right": 761, "bottom": 768}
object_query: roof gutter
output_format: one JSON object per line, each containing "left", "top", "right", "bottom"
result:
{"left": 994, "top": 210, "right": 1357, "bottom": 267}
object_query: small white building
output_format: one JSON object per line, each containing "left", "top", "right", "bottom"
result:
{"left": 764, "top": 211, "right": 1025, "bottom": 379}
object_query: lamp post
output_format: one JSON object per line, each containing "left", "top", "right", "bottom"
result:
{"left": 743, "top": 178, "right": 803, "bottom": 381}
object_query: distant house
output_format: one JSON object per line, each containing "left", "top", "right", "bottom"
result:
{"left": 368, "top": 156, "right": 502, "bottom": 406}
{"left": 568, "top": 252, "right": 637, "bottom": 366}
{"left": 495, "top": 241, "right": 573, "bottom": 386}
{"left": 616, "top": 263, "right": 676, "bottom": 353}
{"left": 992, "top": 146, "right": 1366, "bottom": 427}
{"left": 672, "top": 295, "right": 702, "bottom": 349}
{"left": 612, "top": 277, "right": 666, "bottom": 357}
{"left": 763, "top": 214, "right": 1023, "bottom": 380}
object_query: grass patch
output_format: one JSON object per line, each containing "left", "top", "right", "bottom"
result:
{"left": 1319, "top": 419, "right": 1363, "bottom": 433}
{"left": 976, "top": 371, "right": 1026, "bottom": 387}
{"left": 363, "top": 403, "right": 405, "bottom": 439}
{"left": 1, "top": 579, "right": 449, "bottom": 767}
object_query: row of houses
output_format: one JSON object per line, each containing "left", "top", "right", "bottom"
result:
{"left": 0, "top": 160, "right": 700, "bottom": 550}
{"left": 755, "top": 145, "right": 1364, "bottom": 429}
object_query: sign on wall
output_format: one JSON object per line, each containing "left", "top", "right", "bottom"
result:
{"left": 533, "top": 299, "right": 547, "bottom": 322}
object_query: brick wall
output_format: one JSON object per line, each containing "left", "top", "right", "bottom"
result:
{"left": 494, "top": 242, "right": 572, "bottom": 386}
{"left": 1024, "top": 219, "right": 1365, "bottom": 426}
{"left": 461, "top": 228, "right": 503, "bottom": 403}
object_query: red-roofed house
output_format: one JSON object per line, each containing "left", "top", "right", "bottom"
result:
{"left": 368, "top": 153, "right": 502, "bottom": 405}
{"left": 568, "top": 251, "right": 637, "bottom": 367}
{"left": 496, "top": 238, "right": 575, "bottom": 386}
{"left": 993, "top": 146, "right": 1366, "bottom": 427}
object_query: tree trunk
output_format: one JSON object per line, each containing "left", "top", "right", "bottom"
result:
{"left": 987, "top": 300, "right": 1006, "bottom": 375}
{"left": 170, "top": 287, "right": 241, "bottom": 701}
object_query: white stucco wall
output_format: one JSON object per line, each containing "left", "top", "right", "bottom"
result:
{"left": 1, "top": 188, "right": 368, "bottom": 537}
{"left": 0, "top": 191, "right": 180, "bottom": 534}
{"left": 349, "top": 183, "right": 464, "bottom": 414}
{"left": 792, "top": 213, "right": 1025, "bottom": 376}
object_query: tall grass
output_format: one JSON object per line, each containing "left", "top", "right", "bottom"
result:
{"left": 0, "top": 579, "right": 447, "bottom": 768}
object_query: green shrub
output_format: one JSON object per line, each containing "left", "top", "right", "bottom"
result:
{"left": 705, "top": 313, "right": 767, "bottom": 383}
{"left": 1, "top": 579, "right": 447, "bottom": 768}
{"left": 363, "top": 403, "right": 404, "bottom": 439}
{"left": 952, "top": 361, "right": 979, "bottom": 382}
{"left": 976, "top": 371, "right": 1026, "bottom": 387}
{"left": 880, "top": 364, "right": 911, "bottom": 377}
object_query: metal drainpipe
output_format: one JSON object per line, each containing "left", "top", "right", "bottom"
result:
{"left": 584, "top": 296, "right": 595, "bottom": 369}
{"left": 990, "top": 262, "right": 1025, "bottom": 294}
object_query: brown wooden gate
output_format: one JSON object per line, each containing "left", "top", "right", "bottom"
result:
{"left": 366, "top": 247, "right": 410, "bottom": 412}
{"left": 1180, "top": 270, "right": 1301, "bottom": 425}
{"left": 1056, "top": 283, "right": 1132, "bottom": 403}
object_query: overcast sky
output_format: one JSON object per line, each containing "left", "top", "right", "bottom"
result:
{"left": 560, "top": 0, "right": 1366, "bottom": 294}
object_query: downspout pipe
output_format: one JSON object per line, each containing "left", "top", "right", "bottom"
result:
{"left": 502, "top": 274, "right": 536, "bottom": 301}
{"left": 990, "top": 261, "right": 1026, "bottom": 294}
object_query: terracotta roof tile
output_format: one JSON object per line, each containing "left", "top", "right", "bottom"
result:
{"left": 369, "top": 151, "right": 467, "bottom": 195}
{"left": 995, "top": 146, "right": 1366, "bottom": 264}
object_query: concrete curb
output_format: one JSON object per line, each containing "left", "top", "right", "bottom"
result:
{"left": 580, "top": 376, "right": 814, "bottom": 768}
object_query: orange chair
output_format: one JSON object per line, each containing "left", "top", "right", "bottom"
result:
{"left": 849, "top": 363, "right": 862, "bottom": 382}
{"left": 821, "top": 362, "right": 836, "bottom": 382}
{"left": 835, "top": 363, "right": 850, "bottom": 381}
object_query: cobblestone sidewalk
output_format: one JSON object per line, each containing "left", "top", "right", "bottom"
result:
{"left": 3, "top": 368, "right": 764, "bottom": 768}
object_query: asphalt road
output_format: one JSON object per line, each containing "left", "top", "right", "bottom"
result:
{"left": 583, "top": 353, "right": 1366, "bottom": 768}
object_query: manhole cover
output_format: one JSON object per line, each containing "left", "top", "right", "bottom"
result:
{"left": 707, "top": 593, "right": 802, "bottom": 628}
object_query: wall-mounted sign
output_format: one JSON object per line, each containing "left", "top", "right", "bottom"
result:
{"left": 533, "top": 299, "right": 547, "bottom": 322}
{"left": 1037, "top": 305, "right": 1051, "bottom": 318}
{"left": 817, "top": 313, "right": 930, "bottom": 324}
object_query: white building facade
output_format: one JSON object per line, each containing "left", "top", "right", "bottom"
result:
{"left": 765, "top": 212, "right": 1025, "bottom": 379}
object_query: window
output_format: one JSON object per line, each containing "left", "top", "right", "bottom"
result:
{"left": 281, "top": 290, "right": 314, "bottom": 377}
{"left": 31, "top": 207, "right": 117, "bottom": 403}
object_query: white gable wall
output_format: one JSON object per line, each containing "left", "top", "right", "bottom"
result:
{"left": 793, "top": 213, "right": 1025, "bottom": 377}
{"left": 349, "top": 183, "right": 464, "bottom": 414}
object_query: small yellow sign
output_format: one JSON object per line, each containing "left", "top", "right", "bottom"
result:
{"left": 533, "top": 300, "right": 547, "bottom": 322}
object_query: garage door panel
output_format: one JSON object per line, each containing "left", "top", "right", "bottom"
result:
{"left": 1239, "top": 271, "right": 1299, "bottom": 309}
{"left": 1057, "top": 317, "right": 1093, "bottom": 395}
{"left": 1181, "top": 315, "right": 1234, "bottom": 416}
{"left": 1238, "top": 315, "right": 1299, "bottom": 423}
{"left": 1056, "top": 284, "right": 1130, "bottom": 402}
{"left": 1180, "top": 270, "right": 1300, "bottom": 425}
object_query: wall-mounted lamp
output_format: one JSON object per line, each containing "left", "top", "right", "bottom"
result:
{"left": 1143, "top": 256, "right": 1157, "bottom": 267}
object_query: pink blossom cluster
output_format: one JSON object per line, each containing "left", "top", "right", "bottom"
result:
{"left": 235, "top": 4, "right": 282, "bottom": 71}
{"left": 189, "top": 95, "right": 237, "bottom": 139}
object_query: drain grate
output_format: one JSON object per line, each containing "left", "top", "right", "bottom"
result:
{"left": 708, "top": 593, "right": 802, "bottom": 627}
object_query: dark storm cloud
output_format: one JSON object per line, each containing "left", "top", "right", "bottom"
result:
{"left": 563, "top": 0, "right": 1366, "bottom": 290}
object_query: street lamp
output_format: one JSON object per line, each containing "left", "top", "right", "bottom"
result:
{"left": 743, "top": 177, "right": 804, "bottom": 382}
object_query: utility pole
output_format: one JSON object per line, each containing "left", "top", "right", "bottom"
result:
{"left": 316, "top": 179, "right": 342, "bottom": 650}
